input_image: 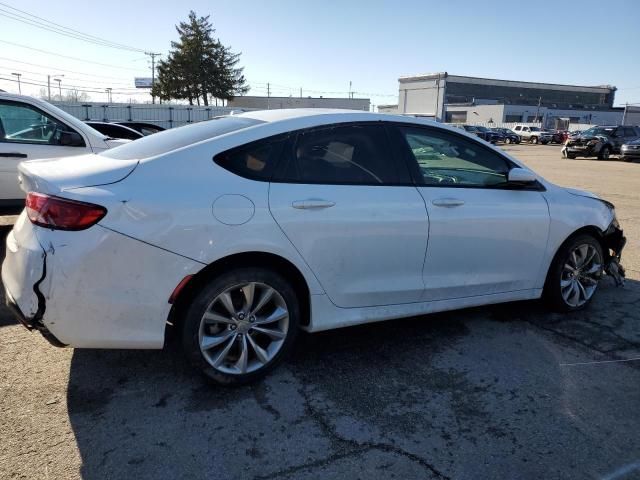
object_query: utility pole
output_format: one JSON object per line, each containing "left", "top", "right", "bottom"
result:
{"left": 47, "top": 75, "right": 51, "bottom": 100}
{"left": 622, "top": 103, "right": 628, "bottom": 125}
{"left": 349, "top": 81, "right": 352, "bottom": 99}
{"left": 145, "top": 52, "right": 161, "bottom": 104}
{"left": 54, "top": 77, "right": 63, "bottom": 101}
{"left": 300, "top": 87, "right": 302, "bottom": 98}
{"left": 11, "top": 73, "right": 21, "bottom": 94}
{"left": 105, "top": 88, "right": 112, "bottom": 103}
{"left": 535, "top": 96, "right": 542, "bottom": 123}
{"left": 267, "top": 82, "right": 270, "bottom": 110}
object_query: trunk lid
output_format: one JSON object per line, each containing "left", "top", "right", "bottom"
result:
{"left": 17, "top": 154, "right": 139, "bottom": 194}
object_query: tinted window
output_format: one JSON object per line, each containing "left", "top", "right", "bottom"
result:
{"left": 214, "top": 136, "right": 286, "bottom": 181}
{"left": 623, "top": 127, "right": 637, "bottom": 137}
{"left": 397, "top": 126, "right": 510, "bottom": 188}
{"left": 88, "top": 123, "right": 141, "bottom": 140}
{"left": 101, "top": 116, "right": 264, "bottom": 160}
{"left": 0, "top": 101, "right": 77, "bottom": 145}
{"left": 279, "top": 124, "right": 406, "bottom": 185}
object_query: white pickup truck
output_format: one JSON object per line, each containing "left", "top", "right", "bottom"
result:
{"left": 0, "top": 93, "right": 127, "bottom": 205}
{"left": 512, "top": 125, "right": 552, "bottom": 145}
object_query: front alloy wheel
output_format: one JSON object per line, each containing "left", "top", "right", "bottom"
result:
{"left": 560, "top": 243, "right": 602, "bottom": 308}
{"left": 544, "top": 234, "right": 603, "bottom": 312}
{"left": 182, "top": 268, "right": 299, "bottom": 385}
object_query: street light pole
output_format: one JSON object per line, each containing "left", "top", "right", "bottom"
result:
{"left": 105, "top": 88, "right": 112, "bottom": 103}
{"left": 11, "top": 73, "right": 21, "bottom": 94}
{"left": 54, "top": 78, "right": 62, "bottom": 101}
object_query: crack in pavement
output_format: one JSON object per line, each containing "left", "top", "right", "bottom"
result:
{"left": 253, "top": 375, "right": 452, "bottom": 480}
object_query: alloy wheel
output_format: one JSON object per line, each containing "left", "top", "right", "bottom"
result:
{"left": 560, "top": 243, "right": 602, "bottom": 308}
{"left": 198, "top": 282, "right": 289, "bottom": 374}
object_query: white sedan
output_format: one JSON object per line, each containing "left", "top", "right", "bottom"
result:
{"left": 1, "top": 110, "right": 626, "bottom": 384}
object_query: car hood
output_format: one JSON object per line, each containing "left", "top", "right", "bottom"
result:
{"left": 564, "top": 187, "right": 600, "bottom": 200}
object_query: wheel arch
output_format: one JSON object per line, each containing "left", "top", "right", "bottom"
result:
{"left": 543, "top": 225, "right": 605, "bottom": 288}
{"left": 165, "top": 251, "right": 312, "bottom": 344}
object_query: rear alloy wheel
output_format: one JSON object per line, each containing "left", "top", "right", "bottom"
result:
{"left": 505, "top": 137, "right": 512, "bottom": 144}
{"left": 531, "top": 136, "right": 539, "bottom": 144}
{"left": 544, "top": 235, "right": 603, "bottom": 312}
{"left": 598, "top": 146, "right": 611, "bottom": 160}
{"left": 182, "top": 268, "right": 299, "bottom": 385}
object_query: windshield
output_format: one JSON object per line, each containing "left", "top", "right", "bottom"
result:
{"left": 581, "top": 127, "right": 614, "bottom": 137}
{"left": 100, "top": 116, "right": 264, "bottom": 160}
{"left": 529, "top": 127, "right": 541, "bottom": 132}
{"left": 475, "top": 126, "right": 490, "bottom": 132}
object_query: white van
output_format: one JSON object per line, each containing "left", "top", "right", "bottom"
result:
{"left": 0, "top": 93, "right": 127, "bottom": 205}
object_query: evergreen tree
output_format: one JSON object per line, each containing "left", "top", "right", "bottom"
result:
{"left": 152, "top": 11, "right": 249, "bottom": 105}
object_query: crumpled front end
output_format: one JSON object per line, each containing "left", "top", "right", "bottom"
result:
{"left": 602, "top": 218, "right": 626, "bottom": 286}
{"left": 563, "top": 136, "right": 606, "bottom": 157}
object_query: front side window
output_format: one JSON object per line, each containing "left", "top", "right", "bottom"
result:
{"left": 397, "top": 126, "right": 511, "bottom": 188}
{"left": 279, "top": 124, "right": 406, "bottom": 185}
{"left": 0, "top": 101, "right": 72, "bottom": 145}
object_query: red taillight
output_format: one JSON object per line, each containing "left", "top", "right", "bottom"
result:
{"left": 26, "top": 192, "right": 107, "bottom": 231}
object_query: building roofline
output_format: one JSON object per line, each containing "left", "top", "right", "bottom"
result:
{"left": 398, "top": 73, "right": 616, "bottom": 92}
{"left": 230, "top": 95, "right": 370, "bottom": 101}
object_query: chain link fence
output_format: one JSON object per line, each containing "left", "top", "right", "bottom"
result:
{"left": 52, "top": 102, "right": 256, "bottom": 129}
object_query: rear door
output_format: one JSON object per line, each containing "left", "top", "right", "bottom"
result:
{"left": 390, "top": 124, "right": 550, "bottom": 301}
{"left": 0, "top": 100, "right": 90, "bottom": 201}
{"left": 269, "top": 123, "right": 429, "bottom": 308}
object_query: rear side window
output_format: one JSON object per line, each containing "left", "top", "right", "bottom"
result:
{"left": 277, "top": 124, "right": 408, "bottom": 185}
{"left": 101, "top": 116, "right": 264, "bottom": 160}
{"left": 214, "top": 136, "right": 286, "bottom": 181}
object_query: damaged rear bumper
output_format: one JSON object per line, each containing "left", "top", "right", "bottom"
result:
{"left": 4, "top": 287, "right": 66, "bottom": 347}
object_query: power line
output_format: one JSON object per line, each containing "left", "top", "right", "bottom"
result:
{"left": 0, "top": 56, "right": 135, "bottom": 81}
{"left": 0, "top": 66, "right": 134, "bottom": 87}
{"left": 0, "top": 1, "right": 148, "bottom": 53}
{"left": 0, "top": 75, "right": 147, "bottom": 96}
{"left": 0, "top": 40, "right": 145, "bottom": 72}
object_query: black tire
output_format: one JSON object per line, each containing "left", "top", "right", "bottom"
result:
{"left": 182, "top": 267, "right": 300, "bottom": 385}
{"left": 566, "top": 153, "right": 576, "bottom": 159}
{"left": 543, "top": 234, "right": 603, "bottom": 312}
{"left": 598, "top": 146, "right": 611, "bottom": 160}
{"left": 505, "top": 137, "right": 512, "bottom": 144}
{"left": 531, "top": 136, "right": 538, "bottom": 144}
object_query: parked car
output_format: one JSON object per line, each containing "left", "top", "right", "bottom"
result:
{"left": 114, "top": 122, "right": 165, "bottom": 136}
{"left": 544, "top": 130, "right": 565, "bottom": 144}
{"left": 491, "top": 127, "right": 520, "bottom": 144}
{"left": 620, "top": 138, "right": 640, "bottom": 162}
{"left": 562, "top": 125, "right": 640, "bottom": 160}
{"left": 512, "top": 125, "right": 552, "bottom": 144}
{"left": 459, "top": 124, "right": 494, "bottom": 142}
{"left": 0, "top": 93, "right": 128, "bottom": 205}
{"left": 2, "top": 110, "right": 626, "bottom": 385}
{"left": 474, "top": 126, "right": 502, "bottom": 143}
{"left": 86, "top": 121, "right": 144, "bottom": 140}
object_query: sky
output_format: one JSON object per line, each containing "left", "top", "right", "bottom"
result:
{"left": 1, "top": 0, "right": 639, "bottom": 109}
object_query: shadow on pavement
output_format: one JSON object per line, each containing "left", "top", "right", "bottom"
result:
{"left": 65, "top": 279, "right": 640, "bottom": 479}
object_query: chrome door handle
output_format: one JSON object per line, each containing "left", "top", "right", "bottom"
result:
{"left": 292, "top": 199, "right": 336, "bottom": 209}
{"left": 432, "top": 198, "right": 465, "bottom": 207}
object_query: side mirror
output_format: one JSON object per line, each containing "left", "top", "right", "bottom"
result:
{"left": 508, "top": 167, "right": 537, "bottom": 184}
{"left": 59, "top": 131, "right": 84, "bottom": 147}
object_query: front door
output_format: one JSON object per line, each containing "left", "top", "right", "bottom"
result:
{"left": 269, "top": 123, "right": 429, "bottom": 308}
{"left": 391, "top": 124, "right": 550, "bottom": 301}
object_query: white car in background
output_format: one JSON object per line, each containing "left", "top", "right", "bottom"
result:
{"left": 0, "top": 93, "right": 127, "bottom": 205}
{"left": 2, "top": 109, "right": 626, "bottom": 385}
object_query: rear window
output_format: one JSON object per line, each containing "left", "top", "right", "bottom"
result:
{"left": 100, "top": 116, "right": 264, "bottom": 160}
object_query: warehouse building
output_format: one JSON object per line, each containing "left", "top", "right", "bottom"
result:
{"left": 228, "top": 95, "right": 370, "bottom": 111}
{"left": 389, "top": 73, "right": 626, "bottom": 127}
